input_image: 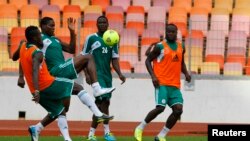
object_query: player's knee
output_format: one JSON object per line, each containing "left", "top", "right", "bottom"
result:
{"left": 156, "top": 105, "right": 165, "bottom": 113}
{"left": 173, "top": 109, "right": 183, "bottom": 117}
{"left": 72, "top": 83, "right": 84, "bottom": 94}
{"left": 64, "top": 106, "right": 69, "bottom": 112}
{"left": 84, "top": 54, "right": 93, "bottom": 60}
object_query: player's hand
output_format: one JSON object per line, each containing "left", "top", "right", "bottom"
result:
{"left": 17, "top": 76, "right": 25, "bottom": 88}
{"left": 119, "top": 74, "right": 126, "bottom": 85}
{"left": 151, "top": 75, "right": 159, "bottom": 88}
{"left": 67, "top": 17, "right": 76, "bottom": 31}
{"left": 185, "top": 73, "right": 191, "bottom": 83}
{"left": 32, "top": 90, "right": 40, "bottom": 104}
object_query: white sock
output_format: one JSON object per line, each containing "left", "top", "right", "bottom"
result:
{"left": 103, "top": 124, "right": 110, "bottom": 135}
{"left": 92, "top": 82, "right": 101, "bottom": 90}
{"left": 35, "top": 122, "right": 44, "bottom": 134}
{"left": 57, "top": 115, "right": 71, "bottom": 141}
{"left": 157, "top": 126, "right": 170, "bottom": 137}
{"left": 88, "top": 127, "right": 96, "bottom": 137}
{"left": 77, "top": 90, "right": 103, "bottom": 117}
{"left": 137, "top": 120, "right": 147, "bottom": 130}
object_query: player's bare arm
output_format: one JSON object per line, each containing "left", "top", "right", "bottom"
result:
{"left": 32, "top": 52, "right": 43, "bottom": 103}
{"left": 12, "top": 40, "right": 26, "bottom": 61}
{"left": 17, "top": 63, "right": 25, "bottom": 88}
{"left": 112, "top": 58, "right": 126, "bottom": 84}
{"left": 145, "top": 45, "right": 161, "bottom": 88}
{"left": 61, "top": 17, "right": 76, "bottom": 54}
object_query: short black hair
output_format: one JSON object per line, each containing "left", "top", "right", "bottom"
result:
{"left": 40, "top": 17, "right": 53, "bottom": 27}
{"left": 97, "top": 15, "right": 108, "bottom": 22}
{"left": 166, "top": 23, "right": 178, "bottom": 30}
{"left": 25, "top": 26, "right": 39, "bottom": 42}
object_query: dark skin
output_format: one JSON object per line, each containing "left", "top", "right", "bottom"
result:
{"left": 144, "top": 24, "right": 191, "bottom": 129}
{"left": 13, "top": 18, "right": 99, "bottom": 93}
{"left": 86, "top": 16, "right": 126, "bottom": 128}
{"left": 18, "top": 28, "right": 68, "bottom": 128}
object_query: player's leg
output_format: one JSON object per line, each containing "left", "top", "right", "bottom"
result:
{"left": 73, "top": 54, "right": 115, "bottom": 97}
{"left": 39, "top": 78, "right": 74, "bottom": 141}
{"left": 155, "top": 87, "right": 183, "bottom": 141}
{"left": 134, "top": 86, "right": 167, "bottom": 141}
{"left": 87, "top": 99, "right": 102, "bottom": 141}
{"left": 28, "top": 114, "right": 56, "bottom": 141}
{"left": 72, "top": 82, "right": 114, "bottom": 121}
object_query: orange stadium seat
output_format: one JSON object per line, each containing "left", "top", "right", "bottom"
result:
{"left": 30, "top": 0, "right": 48, "bottom": 10}
{"left": 71, "top": 0, "right": 89, "bottom": 12}
{"left": 210, "top": 8, "right": 230, "bottom": 36}
{"left": 106, "top": 5, "right": 124, "bottom": 15}
{"left": 193, "top": 0, "right": 212, "bottom": 13}
{"left": 0, "top": 27, "right": 8, "bottom": 53}
{"left": 200, "top": 62, "right": 220, "bottom": 75}
{"left": 10, "top": 27, "right": 26, "bottom": 58}
{"left": 83, "top": 13, "right": 101, "bottom": 31}
{"left": 214, "top": 0, "right": 233, "bottom": 13}
{"left": 106, "top": 13, "right": 123, "bottom": 23}
{"left": 0, "top": 0, "right": 7, "bottom": 4}
{"left": 118, "top": 61, "right": 133, "bottom": 73}
{"left": 152, "top": 0, "right": 172, "bottom": 13}
{"left": 9, "top": 0, "right": 28, "bottom": 10}
{"left": 62, "top": 5, "right": 81, "bottom": 28}
{"left": 79, "top": 27, "right": 96, "bottom": 52}
{"left": 223, "top": 62, "right": 243, "bottom": 76}
{"left": 206, "top": 30, "right": 226, "bottom": 56}
{"left": 55, "top": 27, "right": 70, "bottom": 43}
{"left": 132, "top": 0, "right": 151, "bottom": 12}
{"left": 127, "top": 6, "right": 145, "bottom": 14}
{"left": 111, "top": 0, "right": 130, "bottom": 12}
{"left": 205, "top": 55, "right": 224, "bottom": 69}
{"left": 92, "top": 0, "right": 110, "bottom": 12}
{"left": 42, "top": 5, "right": 61, "bottom": 29}
{"left": 141, "top": 29, "right": 161, "bottom": 46}
{"left": 147, "top": 6, "right": 166, "bottom": 26}
{"left": 120, "top": 29, "right": 138, "bottom": 48}
{"left": 126, "top": 13, "right": 144, "bottom": 36}
{"left": 185, "top": 30, "right": 204, "bottom": 69}
{"left": 119, "top": 45, "right": 139, "bottom": 66}
{"left": 190, "top": 7, "right": 209, "bottom": 35}
{"left": 0, "top": 4, "right": 18, "bottom": 33}
{"left": 106, "top": 6, "right": 124, "bottom": 22}
{"left": 231, "top": 9, "right": 250, "bottom": 36}
{"left": 235, "top": 0, "right": 250, "bottom": 9}
{"left": 50, "top": 0, "right": 69, "bottom": 11}
{"left": 119, "top": 29, "right": 139, "bottom": 66}
{"left": 147, "top": 22, "right": 165, "bottom": 37}
{"left": 173, "top": 0, "right": 192, "bottom": 13}
{"left": 20, "top": 4, "right": 39, "bottom": 27}
{"left": 84, "top": 5, "right": 102, "bottom": 15}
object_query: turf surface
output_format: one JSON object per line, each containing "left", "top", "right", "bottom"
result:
{"left": 0, "top": 136, "right": 207, "bottom": 141}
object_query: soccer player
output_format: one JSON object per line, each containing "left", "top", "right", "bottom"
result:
{"left": 82, "top": 15, "right": 126, "bottom": 141}
{"left": 134, "top": 24, "right": 191, "bottom": 141}
{"left": 13, "top": 17, "right": 114, "bottom": 123}
{"left": 18, "top": 25, "right": 74, "bottom": 141}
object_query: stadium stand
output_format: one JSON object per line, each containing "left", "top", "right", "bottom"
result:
{"left": 50, "top": 0, "right": 69, "bottom": 11}
{"left": 71, "top": 0, "right": 89, "bottom": 12}
{"left": 0, "top": 4, "right": 18, "bottom": 33}
{"left": 30, "top": 0, "right": 48, "bottom": 10}
{"left": 9, "top": 0, "right": 28, "bottom": 10}
{"left": 111, "top": 0, "right": 130, "bottom": 12}
{"left": 20, "top": 4, "right": 39, "bottom": 27}
{"left": 0, "top": 0, "right": 249, "bottom": 77}
{"left": 41, "top": 5, "right": 61, "bottom": 29}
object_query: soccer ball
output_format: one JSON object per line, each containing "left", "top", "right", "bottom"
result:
{"left": 103, "top": 29, "right": 119, "bottom": 46}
